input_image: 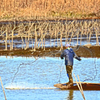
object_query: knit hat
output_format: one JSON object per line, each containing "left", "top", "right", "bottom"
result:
{"left": 66, "top": 44, "right": 70, "bottom": 47}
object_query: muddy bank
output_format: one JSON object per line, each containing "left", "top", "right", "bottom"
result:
{"left": 0, "top": 46, "right": 100, "bottom": 58}
{"left": 0, "top": 17, "right": 100, "bottom": 25}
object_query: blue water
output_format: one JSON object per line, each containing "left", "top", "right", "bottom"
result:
{"left": 0, "top": 56, "right": 100, "bottom": 100}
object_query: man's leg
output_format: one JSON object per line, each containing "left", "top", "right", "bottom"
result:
{"left": 66, "top": 65, "right": 73, "bottom": 83}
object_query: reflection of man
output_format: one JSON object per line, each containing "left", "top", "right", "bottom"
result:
{"left": 67, "top": 90, "right": 73, "bottom": 100}
{"left": 61, "top": 44, "right": 81, "bottom": 87}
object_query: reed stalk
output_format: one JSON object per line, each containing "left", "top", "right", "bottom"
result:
{"left": 0, "top": 77, "right": 7, "bottom": 100}
{"left": 5, "top": 27, "right": 8, "bottom": 50}
{"left": 73, "top": 74, "right": 86, "bottom": 100}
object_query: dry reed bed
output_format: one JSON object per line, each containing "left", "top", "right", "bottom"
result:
{"left": 0, "top": 0, "right": 100, "bottom": 19}
{"left": 0, "top": 19, "right": 100, "bottom": 51}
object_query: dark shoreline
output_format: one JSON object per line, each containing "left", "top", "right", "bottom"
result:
{"left": 0, "top": 17, "right": 100, "bottom": 25}
{"left": 0, "top": 46, "right": 100, "bottom": 58}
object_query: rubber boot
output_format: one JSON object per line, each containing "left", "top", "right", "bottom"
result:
{"left": 69, "top": 79, "right": 73, "bottom": 84}
{"left": 66, "top": 79, "right": 73, "bottom": 84}
{"left": 66, "top": 79, "right": 73, "bottom": 88}
{"left": 66, "top": 82, "right": 70, "bottom": 85}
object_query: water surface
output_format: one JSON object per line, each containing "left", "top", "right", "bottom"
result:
{"left": 0, "top": 56, "right": 100, "bottom": 100}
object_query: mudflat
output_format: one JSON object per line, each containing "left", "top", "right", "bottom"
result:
{"left": 0, "top": 46, "right": 100, "bottom": 57}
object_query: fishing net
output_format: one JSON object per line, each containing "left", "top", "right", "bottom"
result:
{"left": 73, "top": 45, "right": 98, "bottom": 83}
{"left": 10, "top": 45, "right": 98, "bottom": 85}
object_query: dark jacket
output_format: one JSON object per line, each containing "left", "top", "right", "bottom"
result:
{"left": 61, "top": 48, "right": 81, "bottom": 66}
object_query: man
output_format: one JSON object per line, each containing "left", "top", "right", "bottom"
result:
{"left": 61, "top": 44, "right": 81, "bottom": 87}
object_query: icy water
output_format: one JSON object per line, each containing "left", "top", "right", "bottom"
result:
{"left": 0, "top": 56, "right": 100, "bottom": 100}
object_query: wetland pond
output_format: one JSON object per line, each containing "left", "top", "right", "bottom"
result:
{"left": 0, "top": 56, "right": 100, "bottom": 100}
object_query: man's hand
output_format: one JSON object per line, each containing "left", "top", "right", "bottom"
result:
{"left": 79, "top": 58, "right": 81, "bottom": 61}
{"left": 78, "top": 56, "right": 81, "bottom": 61}
{"left": 61, "top": 57, "right": 63, "bottom": 59}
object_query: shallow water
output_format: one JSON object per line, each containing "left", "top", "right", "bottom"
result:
{"left": 0, "top": 56, "right": 100, "bottom": 100}
{"left": 1, "top": 36, "right": 100, "bottom": 49}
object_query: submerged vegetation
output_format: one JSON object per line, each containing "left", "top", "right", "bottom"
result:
{"left": 0, "top": 0, "right": 100, "bottom": 20}
{"left": 0, "top": 19, "right": 100, "bottom": 51}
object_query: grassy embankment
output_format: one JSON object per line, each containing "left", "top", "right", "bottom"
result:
{"left": 0, "top": 0, "right": 100, "bottom": 20}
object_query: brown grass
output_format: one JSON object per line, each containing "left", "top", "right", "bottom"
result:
{"left": 0, "top": 0, "right": 100, "bottom": 19}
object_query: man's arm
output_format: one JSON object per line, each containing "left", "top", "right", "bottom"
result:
{"left": 60, "top": 51, "right": 64, "bottom": 59}
{"left": 74, "top": 53, "right": 81, "bottom": 61}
